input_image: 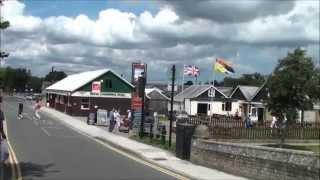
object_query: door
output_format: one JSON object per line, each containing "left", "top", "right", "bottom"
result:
{"left": 258, "top": 108, "right": 264, "bottom": 123}
{"left": 197, "top": 103, "right": 208, "bottom": 115}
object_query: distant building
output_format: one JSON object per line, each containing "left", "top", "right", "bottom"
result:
{"left": 145, "top": 87, "right": 170, "bottom": 115}
{"left": 173, "top": 85, "right": 233, "bottom": 116}
{"left": 45, "top": 69, "right": 134, "bottom": 116}
{"left": 229, "top": 85, "right": 261, "bottom": 121}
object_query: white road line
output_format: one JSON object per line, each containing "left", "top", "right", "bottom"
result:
{"left": 45, "top": 126, "right": 63, "bottom": 129}
{"left": 40, "top": 127, "right": 51, "bottom": 137}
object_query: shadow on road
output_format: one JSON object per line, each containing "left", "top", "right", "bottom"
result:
{"left": 18, "top": 162, "right": 59, "bottom": 178}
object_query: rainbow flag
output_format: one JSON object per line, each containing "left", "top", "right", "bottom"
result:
{"left": 214, "top": 58, "right": 235, "bottom": 74}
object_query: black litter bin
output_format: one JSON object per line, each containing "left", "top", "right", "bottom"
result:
{"left": 175, "top": 123, "right": 195, "bottom": 160}
{"left": 87, "top": 112, "right": 95, "bottom": 125}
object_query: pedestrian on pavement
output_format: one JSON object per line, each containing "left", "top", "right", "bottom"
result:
{"left": 18, "top": 102, "right": 24, "bottom": 119}
{"left": 244, "top": 115, "right": 252, "bottom": 128}
{"left": 0, "top": 108, "right": 7, "bottom": 140}
{"left": 270, "top": 116, "right": 278, "bottom": 128}
{"left": 115, "top": 110, "right": 121, "bottom": 131}
{"left": 108, "top": 108, "right": 115, "bottom": 132}
{"left": 34, "top": 100, "right": 42, "bottom": 120}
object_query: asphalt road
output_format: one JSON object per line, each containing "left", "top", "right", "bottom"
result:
{"left": 2, "top": 96, "right": 177, "bottom": 180}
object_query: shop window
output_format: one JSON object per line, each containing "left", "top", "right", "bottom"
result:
{"left": 105, "top": 79, "right": 112, "bottom": 89}
{"left": 81, "top": 98, "right": 89, "bottom": 110}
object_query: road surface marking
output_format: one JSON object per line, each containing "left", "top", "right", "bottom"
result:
{"left": 3, "top": 119, "right": 22, "bottom": 180}
{"left": 40, "top": 127, "right": 51, "bottom": 136}
{"left": 61, "top": 123, "right": 189, "bottom": 180}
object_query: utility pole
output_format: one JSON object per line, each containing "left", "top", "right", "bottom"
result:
{"left": 139, "top": 74, "right": 146, "bottom": 138}
{"left": 169, "top": 65, "right": 176, "bottom": 147}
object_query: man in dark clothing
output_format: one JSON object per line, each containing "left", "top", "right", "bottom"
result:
{"left": 0, "top": 108, "right": 7, "bottom": 139}
{"left": 18, "top": 102, "right": 24, "bottom": 119}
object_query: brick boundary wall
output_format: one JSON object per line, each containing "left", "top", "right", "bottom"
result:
{"left": 191, "top": 139, "right": 320, "bottom": 180}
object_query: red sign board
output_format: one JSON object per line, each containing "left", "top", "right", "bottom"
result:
{"left": 91, "top": 81, "right": 101, "bottom": 94}
{"left": 131, "top": 95, "right": 142, "bottom": 110}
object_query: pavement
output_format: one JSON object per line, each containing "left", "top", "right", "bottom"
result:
{"left": 3, "top": 96, "right": 178, "bottom": 180}
{"left": 39, "top": 104, "right": 246, "bottom": 180}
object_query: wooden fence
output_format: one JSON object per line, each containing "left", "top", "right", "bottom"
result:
{"left": 184, "top": 115, "right": 320, "bottom": 128}
{"left": 180, "top": 115, "right": 320, "bottom": 139}
{"left": 209, "top": 127, "right": 320, "bottom": 139}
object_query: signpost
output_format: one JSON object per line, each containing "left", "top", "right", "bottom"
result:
{"left": 131, "top": 63, "right": 147, "bottom": 136}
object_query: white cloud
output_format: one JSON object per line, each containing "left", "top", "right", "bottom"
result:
{"left": 2, "top": 0, "right": 319, "bottom": 81}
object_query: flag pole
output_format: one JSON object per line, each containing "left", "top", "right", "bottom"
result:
{"left": 211, "top": 59, "right": 216, "bottom": 116}
{"left": 182, "top": 64, "right": 185, "bottom": 112}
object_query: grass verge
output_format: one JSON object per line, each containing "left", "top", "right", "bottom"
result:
{"left": 130, "top": 134, "right": 176, "bottom": 154}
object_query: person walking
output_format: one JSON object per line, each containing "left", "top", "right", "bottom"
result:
{"left": 108, "top": 109, "right": 115, "bottom": 132}
{"left": 34, "top": 100, "right": 42, "bottom": 120}
{"left": 0, "top": 108, "right": 6, "bottom": 140}
{"left": 244, "top": 115, "right": 253, "bottom": 128}
{"left": 270, "top": 116, "right": 278, "bottom": 128}
{"left": 115, "top": 110, "right": 121, "bottom": 131}
{"left": 18, "top": 102, "right": 24, "bottom": 119}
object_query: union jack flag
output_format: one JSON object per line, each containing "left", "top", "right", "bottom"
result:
{"left": 184, "top": 65, "right": 200, "bottom": 77}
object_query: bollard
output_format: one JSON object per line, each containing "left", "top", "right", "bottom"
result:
{"left": 161, "top": 125, "right": 166, "bottom": 145}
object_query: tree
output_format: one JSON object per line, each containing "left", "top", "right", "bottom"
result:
{"left": 44, "top": 71, "right": 67, "bottom": 83}
{"left": 266, "top": 48, "right": 320, "bottom": 124}
{"left": 223, "top": 73, "right": 265, "bottom": 87}
{"left": 184, "top": 80, "right": 193, "bottom": 85}
{"left": 28, "top": 76, "right": 43, "bottom": 93}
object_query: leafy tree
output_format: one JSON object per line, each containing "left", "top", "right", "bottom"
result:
{"left": 184, "top": 80, "right": 193, "bottom": 85}
{"left": 28, "top": 76, "right": 43, "bottom": 93}
{"left": 0, "top": 19, "right": 9, "bottom": 29}
{"left": 44, "top": 71, "right": 67, "bottom": 83}
{"left": 266, "top": 48, "right": 320, "bottom": 124}
{"left": 223, "top": 73, "right": 266, "bottom": 87}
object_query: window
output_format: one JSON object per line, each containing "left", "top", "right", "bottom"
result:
{"left": 222, "top": 102, "right": 232, "bottom": 111}
{"left": 105, "top": 79, "right": 112, "bottom": 89}
{"left": 81, "top": 98, "right": 89, "bottom": 110}
{"left": 226, "top": 102, "right": 232, "bottom": 111}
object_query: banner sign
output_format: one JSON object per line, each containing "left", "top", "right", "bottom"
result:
{"left": 131, "top": 95, "right": 143, "bottom": 110}
{"left": 91, "top": 81, "right": 101, "bottom": 94}
{"left": 132, "top": 63, "right": 147, "bottom": 85}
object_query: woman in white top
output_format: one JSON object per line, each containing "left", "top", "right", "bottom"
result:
{"left": 270, "top": 116, "right": 278, "bottom": 128}
{"left": 115, "top": 110, "right": 121, "bottom": 130}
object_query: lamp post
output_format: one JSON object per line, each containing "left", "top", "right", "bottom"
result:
{"left": 169, "top": 65, "right": 176, "bottom": 147}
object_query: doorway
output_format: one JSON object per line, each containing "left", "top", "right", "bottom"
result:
{"left": 197, "top": 103, "right": 208, "bottom": 115}
{"left": 258, "top": 108, "right": 264, "bottom": 123}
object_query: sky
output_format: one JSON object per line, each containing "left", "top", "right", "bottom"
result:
{"left": 1, "top": 0, "right": 319, "bottom": 84}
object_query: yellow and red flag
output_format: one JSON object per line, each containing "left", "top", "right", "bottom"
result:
{"left": 214, "top": 58, "right": 235, "bottom": 74}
